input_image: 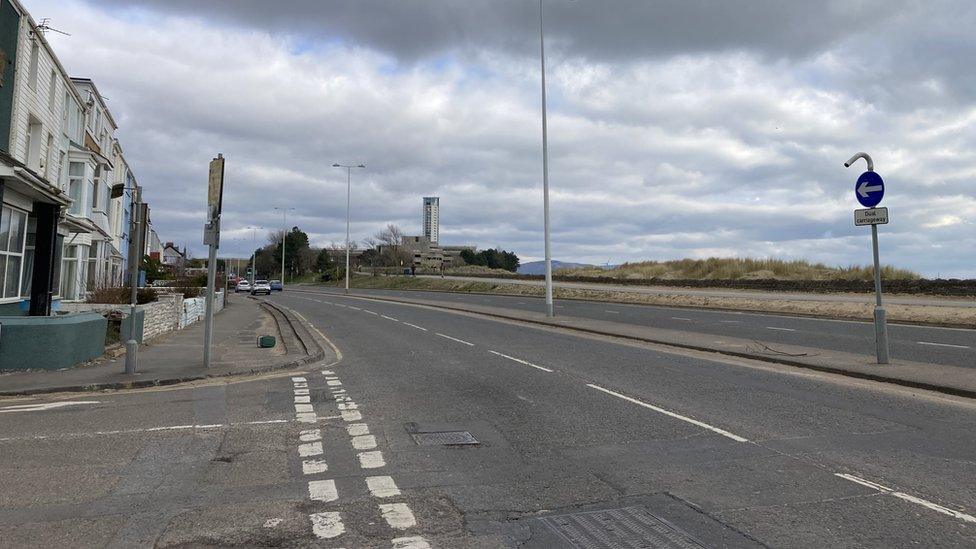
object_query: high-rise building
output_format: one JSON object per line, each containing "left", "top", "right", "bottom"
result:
{"left": 423, "top": 196, "right": 439, "bottom": 243}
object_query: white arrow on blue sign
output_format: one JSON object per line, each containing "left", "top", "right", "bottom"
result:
{"left": 855, "top": 171, "right": 885, "bottom": 208}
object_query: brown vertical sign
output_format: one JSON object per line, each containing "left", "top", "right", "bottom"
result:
{"left": 208, "top": 153, "right": 225, "bottom": 220}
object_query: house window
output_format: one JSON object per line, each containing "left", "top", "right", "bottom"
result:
{"left": 60, "top": 244, "right": 78, "bottom": 299}
{"left": 27, "top": 40, "right": 39, "bottom": 91}
{"left": 42, "top": 133, "right": 53, "bottom": 179}
{"left": 48, "top": 69, "right": 57, "bottom": 111}
{"left": 26, "top": 118, "right": 42, "bottom": 169}
{"left": 55, "top": 151, "right": 65, "bottom": 189}
{"left": 20, "top": 217, "right": 36, "bottom": 297}
{"left": 91, "top": 165, "right": 101, "bottom": 211}
{"left": 68, "top": 162, "right": 85, "bottom": 215}
{"left": 0, "top": 205, "right": 28, "bottom": 299}
{"left": 86, "top": 242, "right": 98, "bottom": 290}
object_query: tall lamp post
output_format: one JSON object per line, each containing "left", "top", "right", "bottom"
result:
{"left": 538, "top": 0, "right": 555, "bottom": 317}
{"left": 332, "top": 163, "right": 365, "bottom": 294}
{"left": 245, "top": 226, "right": 263, "bottom": 284}
{"left": 274, "top": 206, "right": 295, "bottom": 287}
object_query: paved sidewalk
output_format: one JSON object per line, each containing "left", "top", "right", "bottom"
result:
{"left": 0, "top": 295, "right": 324, "bottom": 396}
{"left": 302, "top": 287, "right": 976, "bottom": 399}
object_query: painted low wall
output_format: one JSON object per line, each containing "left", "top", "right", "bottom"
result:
{"left": 0, "top": 312, "right": 107, "bottom": 370}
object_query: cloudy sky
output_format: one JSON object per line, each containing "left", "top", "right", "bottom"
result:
{"left": 26, "top": 0, "right": 976, "bottom": 277}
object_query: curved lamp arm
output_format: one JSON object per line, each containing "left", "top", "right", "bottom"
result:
{"left": 844, "top": 152, "right": 874, "bottom": 172}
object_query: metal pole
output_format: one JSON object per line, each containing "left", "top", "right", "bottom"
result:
{"left": 281, "top": 210, "right": 287, "bottom": 285}
{"left": 871, "top": 223, "right": 889, "bottom": 363}
{"left": 345, "top": 167, "right": 351, "bottom": 294}
{"left": 845, "top": 152, "right": 888, "bottom": 364}
{"left": 539, "top": 0, "right": 554, "bottom": 317}
{"left": 124, "top": 187, "right": 141, "bottom": 374}
{"left": 203, "top": 213, "right": 218, "bottom": 368}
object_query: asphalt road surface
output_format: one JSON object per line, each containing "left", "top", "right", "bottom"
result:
{"left": 2, "top": 289, "right": 974, "bottom": 547}
{"left": 302, "top": 287, "right": 975, "bottom": 368}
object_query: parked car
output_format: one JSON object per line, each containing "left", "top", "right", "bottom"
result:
{"left": 236, "top": 280, "right": 251, "bottom": 293}
{"left": 270, "top": 280, "right": 283, "bottom": 291}
{"left": 251, "top": 280, "right": 272, "bottom": 296}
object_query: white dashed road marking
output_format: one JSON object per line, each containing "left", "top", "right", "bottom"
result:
{"left": 352, "top": 434, "right": 377, "bottom": 450}
{"left": 402, "top": 322, "right": 428, "bottom": 331}
{"left": 347, "top": 424, "right": 370, "bottom": 436}
{"left": 363, "top": 309, "right": 379, "bottom": 315}
{"left": 766, "top": 326, "right": 796, "bottom": 332}
{"left": 358, "top": 450, "right": 386, "bottom": 469}
{"left": 917, "top": 341, "right": 970, "bottom": 349}
{"left": 381, "top": 315, "right": 399, "bottom": 321}
{"left": 299, "top": 441, "right": 323, "bottom": 457}
{"left": 835, "top": 473, "right": 976, "bottom": 524}
{"left": 392, "top": 537, "right": 433, "bottom": 549}
{"left": 380, "top": 503, "right": 417, "bottom": 530}
{"left": 671, "top": 317, "right": 692, "bottom": 321}
{"left": 310, "top": 511, "right": 345, "bottom": 539}
{"left": 342, "top": 410, "right": 363, "bottom": 422}
{"left": 308, "top": 479, "right": 339, "bottom": 502}
{"left": 488, "top": 350, "right": 554, "bottom": 373}
{"left": 303, "top": 459, "right": 329, "bottom": 475}
{"left": 366, "top": 476, "right": 401, "bottom": 498}
{"left": 587, "top": 383, "right": 749, "bottom": 443}
{"left": 436, "top": 333, "right": 474, "bottom": 346}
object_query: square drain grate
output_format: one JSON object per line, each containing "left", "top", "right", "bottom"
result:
{"left": 537, "top": 506, "right": 707, "bottom": 549}
{"left": 410, "top": 431, "right": 479, "bottom": 446}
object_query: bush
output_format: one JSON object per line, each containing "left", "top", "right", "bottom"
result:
{"left": 87, "top": 287, "right": 158, "bottom": 304}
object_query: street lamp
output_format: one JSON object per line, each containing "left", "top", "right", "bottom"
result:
{"left": 538, "top": 0, "right": 556, "bottom": 317}
{"left": 274, "top": 206, "right": 295, "bottom": 287}
{"left": 245, "top": 226, "right": 263, "bottom": 284}
{"left": 332, "top": 163, "right": 365, "bottom": 294}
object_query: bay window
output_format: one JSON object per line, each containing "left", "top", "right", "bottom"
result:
{"left": 0, "top": 205, "right": 28, "bottom": 299}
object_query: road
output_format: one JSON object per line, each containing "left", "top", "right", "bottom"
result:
{"left": 302, "top": 287, "right": 975, "bottom": 368}
{"left": 416, "top": 274, "right": 976, "bottom": 308}
{"left": 2, "top": 289, "right": 974, "bottom": 547}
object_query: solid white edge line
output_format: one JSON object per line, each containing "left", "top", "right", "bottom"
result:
{"left": 917, "top": 341, "right": 970, "bottom": 349}
{"left": 435, "top": 333, "right": 474, "bottom": 346}
{"left": 835, "top": 473, "right": 976, "bottom": 524}
{"left": 488, "top": 350, "right": 553, "bottom": 372}
{"left": 766, "top": 326, "right": 797, "bottom": 332}
{"left": 586, "top": 383, "right": 749, "bottom": 443}
{"left": 402, "top": 322, "right": 428, "bottom": 331}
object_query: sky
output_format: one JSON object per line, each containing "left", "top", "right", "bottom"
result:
{"left": 25, "top": 0, "right": 976, "bottom": 277}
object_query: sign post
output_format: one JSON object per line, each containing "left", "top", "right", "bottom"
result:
{"left": 124, "top": 186, "right": 142, "bottom": 374}
{"left": 845, "top": 152, "right": 889, "bottom": 364}
{"left": 203, "top": 154, "right": 225, "bottom": 369}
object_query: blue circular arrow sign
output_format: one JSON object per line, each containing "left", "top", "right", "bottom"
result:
{"left": 855, "top": 171, "right": 885, "bottom": 208}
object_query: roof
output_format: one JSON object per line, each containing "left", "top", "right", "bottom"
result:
{"left": 70, "top": 77, "right": 119, "bottom": 130}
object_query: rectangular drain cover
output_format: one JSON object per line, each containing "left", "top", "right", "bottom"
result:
{"left": 538, "top": 506, "right": 707, "bottom": 549}
{"left": 410, "top": 431, "right": 479, "bottom": 446}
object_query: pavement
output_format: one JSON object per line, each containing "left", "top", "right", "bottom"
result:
{"left": 416, "top": 274, "right": 976, "bottom": 307}
{"left": 2, "top": 289, "right": 975, "bottom": 547}
{"left": 0, "top": 294, "right": 323, "bottom": 396}
{"left": 291, "top": 286, "right": 976, "bottom": 399}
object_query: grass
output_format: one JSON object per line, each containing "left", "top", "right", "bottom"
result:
{"left": 558, "top": 258, "right": 920, "bottom": 281}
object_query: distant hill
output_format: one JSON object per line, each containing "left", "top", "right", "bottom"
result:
{"left": 517, "top": 260, "right": 593, "bottom": 275}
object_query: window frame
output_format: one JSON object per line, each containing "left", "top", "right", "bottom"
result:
{"left": 0, "top": 205, "right": 29, "bottom": 301}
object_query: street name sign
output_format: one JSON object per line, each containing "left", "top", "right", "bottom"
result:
{"left": 855, "top": 171, "right": 884, "bottom": 208}
{"left": 855, "top": 207, "right": 888, "bottom": 226}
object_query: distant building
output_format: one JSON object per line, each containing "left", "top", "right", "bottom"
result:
{"left": 161, "top": 242, "right": 186, "bottom": 270}
{"left": 423, "top": 196, "right": 439, "bottom": 243}
{"left": 400, "top": 235, "right": 474, "bottom": 270}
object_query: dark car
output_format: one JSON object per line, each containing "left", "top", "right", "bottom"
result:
{"left": 270, "top": 280, "right": 283, "bottom": 291}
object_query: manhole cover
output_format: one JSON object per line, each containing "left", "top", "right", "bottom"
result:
{"left": 410, "top": 431, "right": 479, "bottom": 446}
{"left": 537, "top": 506, "right": 707, "bottom": 549}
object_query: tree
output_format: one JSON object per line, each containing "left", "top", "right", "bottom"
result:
{"left": 269, "top": 226, "right": 312, "bottom": 279}
{"left": 315, "top": 248, "right": 334, "bottom": 272}
{"left": 141, "top": 254, "right": 167, "bottom": 283}
{"left": 457, "top": 248, "right": 519, "bottom": 272}
{"left": 374, "top": 224, "right": 411, "bottom": 267}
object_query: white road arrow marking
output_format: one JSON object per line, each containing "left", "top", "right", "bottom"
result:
{"left": 0, "top": 401, "right": 100, "bottom": 413}
{"left": 857, "top": 180, "right": 883, "bottom": 198}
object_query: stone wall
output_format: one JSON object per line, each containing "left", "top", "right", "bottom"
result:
{"left": 60, "top": 290, "right": 226, "bottom": 343}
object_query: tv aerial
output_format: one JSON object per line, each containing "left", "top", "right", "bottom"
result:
{"left": 37, "top": 18, "right": 71, "bottom": 36}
